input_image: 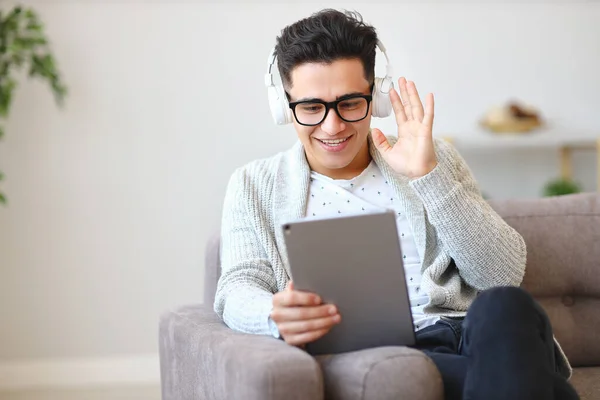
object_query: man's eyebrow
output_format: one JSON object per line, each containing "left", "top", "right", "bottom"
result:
{"left": 293, "top": 91, "right": 367, "bottom": 103}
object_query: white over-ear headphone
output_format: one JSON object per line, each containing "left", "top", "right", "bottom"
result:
{"left": 264, "top": 39, "right": 394, "bottom": 125}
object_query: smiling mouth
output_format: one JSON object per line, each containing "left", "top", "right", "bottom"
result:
{"left": 316, "top": 136, "right": 352, "bottom": 147}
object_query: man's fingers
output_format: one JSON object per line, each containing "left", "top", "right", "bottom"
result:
{"left": 407, "top": 80, "right": 425, "bottom": 122}
{"left": 271, "top": 304, "right": 337, "bottom": 323}
{"left": 285, "top": 328, "right": 331, "bottom": 347}
{"left": 398, "top": 77, "right": 413, "bottom": 120}
{"left": 278, "top": 314, "right": 341, "bottom": 336}
{"left": 423, "top": 93, "right": 435, "bottom": 128}
{"left": 275, "top": 288, "right": 321, "bottom": 307}
{"left": 370, "top": 129, "right": 393, "bottom": 154}
{"left": 389, "top": 86, "right": 407, "bottom": 124}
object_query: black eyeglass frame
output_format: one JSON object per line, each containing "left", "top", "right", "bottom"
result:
{"left": 287, "top": 93, "right": 374, "bottom": 127}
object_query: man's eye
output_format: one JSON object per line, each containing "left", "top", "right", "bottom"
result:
{"left": 299, "top": 104, "right": 324, "bottom": 113}
{"left": 339, "top": 100, "right": 362, "bottom": 110}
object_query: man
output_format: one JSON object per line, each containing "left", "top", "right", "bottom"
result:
{"left": 214, "top": 8, "right": 579, "bottom": 399}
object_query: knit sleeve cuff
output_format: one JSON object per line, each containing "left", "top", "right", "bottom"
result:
{"left": 268, "top": 313, "right": 281, "bottom": 339}
{"left": 221, "top": 288, "right": 277, "bottom": 337}
{"left": 409, "top": 161, "right": 461, "bottom": 210}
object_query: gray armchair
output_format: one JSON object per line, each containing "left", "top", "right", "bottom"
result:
{"left": 160, "top": 193, "right": 600, "bottom": 399}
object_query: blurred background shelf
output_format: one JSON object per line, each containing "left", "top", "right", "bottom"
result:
{"left": 442, "top": 128, "right": 600, "bottom": 191}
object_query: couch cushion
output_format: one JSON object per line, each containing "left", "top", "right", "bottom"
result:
{"left": 569, "top": 367, "right": 600, "bottom": 400}
{"left": 489, "top": 193, "right": 600, "bottom": 367}
{"left": 316, "top": 346, "right": 443, "bottom": 400}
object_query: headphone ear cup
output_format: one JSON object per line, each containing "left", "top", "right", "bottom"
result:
{"left": 371, "top": 77, "right": 393, "bottom": 118}
{"left": 267, "top": 84, "right": 293, "bottom": 125}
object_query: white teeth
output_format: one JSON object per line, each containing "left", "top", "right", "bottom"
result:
{"left": 320, "top": 137, "right": 349, "bottom": 146}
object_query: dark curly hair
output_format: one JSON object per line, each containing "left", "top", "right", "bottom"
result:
{"left": 274, "top": 9, "right": 378, "bottom": 90}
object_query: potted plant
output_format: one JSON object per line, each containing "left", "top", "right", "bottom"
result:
{"left": 542, "top": 177, "right": 582, "bottom": 197}
{"left": 0, "top": 5, "right": 67, "bottom": 204}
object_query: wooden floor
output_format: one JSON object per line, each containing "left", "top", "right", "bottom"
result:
{"left": 0, "top": 385, "right": 161, "bottom": 400}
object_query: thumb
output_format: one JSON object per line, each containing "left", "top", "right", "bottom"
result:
{"left": 286, "top": 280, "right": 295, "bottom": 291}
{"left": 370, "top": 129, "right": 393, "bottom": 154}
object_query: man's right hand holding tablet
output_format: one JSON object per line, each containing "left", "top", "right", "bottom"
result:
{"left": 270, "top": 281, "right": 342, "bottom": 347}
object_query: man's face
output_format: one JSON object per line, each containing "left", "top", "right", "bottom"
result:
{"left": 287, "top": 58, "right": 372, "bottom": 178}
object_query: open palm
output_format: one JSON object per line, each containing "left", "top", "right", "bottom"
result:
{"left": 371, "top": 77, "right": 438, "bottom": 179}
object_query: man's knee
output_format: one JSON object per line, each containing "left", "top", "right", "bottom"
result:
{"left": 468, "top": 286, "right": 540, "bottom": 322}
{"left": 477, "top": 286, "right": 533, "bottom": 305}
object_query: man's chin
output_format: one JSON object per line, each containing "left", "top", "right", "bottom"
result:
{"left": 316, "top": 158, "right": 353, "bottom": 172}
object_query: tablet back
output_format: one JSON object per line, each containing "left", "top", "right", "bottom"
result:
{"left": 282, "top": 210, "right": 415, "bottom": 356}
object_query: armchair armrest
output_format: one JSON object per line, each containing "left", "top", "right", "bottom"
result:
{"left": 159, "top": 304, "right": 324, "bottom": 400}
{"left": 316, "top": 346, "right": 444, "bottom": 400}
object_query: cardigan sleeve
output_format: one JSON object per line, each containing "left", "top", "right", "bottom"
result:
{"left": 213, "top": 167, "right": 279, "bottom": 336}
{"left": 409, "top": 138, "right": 527, "bottom": 290}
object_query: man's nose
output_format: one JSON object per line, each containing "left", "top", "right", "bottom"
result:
{"left": 320, "top": 108, "right": 346, "bottom": 136}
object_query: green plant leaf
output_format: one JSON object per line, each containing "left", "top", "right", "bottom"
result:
{"left": 29, "top": 54, "right": 57, "bottom": 79}
{"left": 26, "top": 22, "right": 43, "bottom": 32}
{"left": 0, "top": 78, "right": 18, "bottom": 117}
{"left": 0, "top": 125, "right": 4, "bottom": 139}
{"left": 24, "top": 8, "right": 36, "bottom": 19}
{"left": 0, "top": 3, "right": 69, "bottom": 147}
{"left": 14, "top": 36, "right": 48, "bottom": 49}
{"left": 3, "top": 7, "right": 21, "bottom": 33}
{"left": 25, "top": 10, "right": 43, "bottom": 30}
{"left": 0, "top": 192, "right": 6, "bottom": 205}
{"left": 543, "top": 178, "right": 582, "bottom": 197}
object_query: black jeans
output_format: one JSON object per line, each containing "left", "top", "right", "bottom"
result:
{"left": 414, "top": 286, "right": 580, "bottom": 400}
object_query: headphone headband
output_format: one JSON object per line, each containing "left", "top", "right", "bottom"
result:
{"left": 265, "top": 48, "right": 278, "bottom": 87}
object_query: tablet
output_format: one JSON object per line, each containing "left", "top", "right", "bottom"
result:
{"left": 281, "top": 210, "right": 416, "bottom": 356}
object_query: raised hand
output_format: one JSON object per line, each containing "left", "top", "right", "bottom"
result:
{"left": 371, "top": 77, "right": 438, "bottom": 179}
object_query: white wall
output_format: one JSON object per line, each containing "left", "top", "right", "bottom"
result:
{"left": 0, "top": 0, "right": 598, "bottom": 380}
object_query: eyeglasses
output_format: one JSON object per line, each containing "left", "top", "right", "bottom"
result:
{"left": 288, "top": 94, "right": 373, "bottom": 126}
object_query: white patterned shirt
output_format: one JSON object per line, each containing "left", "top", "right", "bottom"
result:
{"left": 304, "top": 160, "right": 439, "bottom": 332}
